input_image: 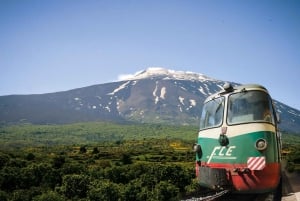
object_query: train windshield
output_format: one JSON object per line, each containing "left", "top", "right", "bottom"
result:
{"left": 227, "top": 90, "right": 275, "bottom": 125}
{"left": 200, "top": 96, "right": 224, "bottom": 130}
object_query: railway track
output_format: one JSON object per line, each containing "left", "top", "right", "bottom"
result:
{"left": 181, "top": 190, "right": 229, "bottom": 201}
{"left": 181, "top": 190, "right": 279, "bottom": 201}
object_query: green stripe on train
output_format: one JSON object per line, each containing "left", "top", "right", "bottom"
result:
{"left": 197, "top": 131, "right": 279, "bottom": 164}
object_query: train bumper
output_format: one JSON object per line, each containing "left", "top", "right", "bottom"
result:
{"left": 198, "top": 166, "right": 230, "bottom": 190}
{"left": 230, "top": 163, "right": 281, "bottom": 193}
{"left": 196, "top": 162, "right": 281, "bottom": 193}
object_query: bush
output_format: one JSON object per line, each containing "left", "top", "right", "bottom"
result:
{"left": 0, "top": 190, "right": 8, "bottom": 201}
{"left": 287, "top": 162, "right": 295, "bottom": 173}
{"left": 60, "top": 174, "right": 90, "bottom": 199}
{"left": 79, "top": 146, "right": 87, "bottom": 154}
{"left": 152, "top": 181, "right": 179, "bottom": 201}
{"left": 52, "top": 156, "right": 65, "bottom": 169}
{"left": 88, "top": 180, "right": 122, "bottom": 201}
{"left": 123, "top": 179, "right": 147, "bottom": 201}
{"left": 10, "top": 188, "right": 41, "bottom": 201}
{"left": 121, "top": 153, "right": 132, "bottom": 165}
{"left": 32, "top": 191, "right": 64, "bottom": 201}
{"left": 0, "top": 153, "right": 10, "bottom": 169}
{"left": 26, "top": 153, "right": 35, "bottom": 161}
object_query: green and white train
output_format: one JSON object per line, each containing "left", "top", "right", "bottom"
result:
{"left": 194, "top": 83, "right": 282, "bottom": 200}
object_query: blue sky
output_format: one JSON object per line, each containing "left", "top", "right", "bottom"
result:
{"left": 1, "top": 0, "right": 300, "bottom": 110}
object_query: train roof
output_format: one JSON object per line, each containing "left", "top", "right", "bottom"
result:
{"left": 205, "top": 83, "right": 269, "bottom": 102}
{"left": 233, "top": 84, "right": 268, "bottom": 91}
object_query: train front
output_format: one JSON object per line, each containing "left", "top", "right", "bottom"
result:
{"left": 194, "top": 84, "right": 281, "bottom": 194}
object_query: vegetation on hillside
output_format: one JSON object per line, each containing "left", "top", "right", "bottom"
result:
{"left": 0, "top": 138, "right": 200, "bottom": 201}
{"left": 0, "top": 122, "right": 198, "bottom": 150}
{"left": 281, "top": 132, "right": 300, "bottom": 172}
{"left": 0, "top": 122, "right": 299, "bottom": 200}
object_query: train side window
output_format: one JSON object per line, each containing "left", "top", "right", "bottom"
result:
{"left": 200, "top": 97, "right": 224, "bottom": 130}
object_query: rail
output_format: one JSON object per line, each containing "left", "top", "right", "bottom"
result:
{"left": 181, "top": 190, "right": 229, "bottom": 201}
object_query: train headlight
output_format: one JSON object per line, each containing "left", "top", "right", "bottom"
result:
{"left": 255, "top": 139, "right": 267, "bottom": 151}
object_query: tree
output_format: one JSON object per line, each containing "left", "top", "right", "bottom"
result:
{"left": 121, "top": 153, "right": 132, "bottom": 165}
{"left": 0, "top": 190, "right": 8, "bottom": 201}
{"left": 0, "top": 153, "right": 10, "bottom": 169}
{"left": 42, "top": 168, "right": 62, "bottom": 189}
{"left": 10, "top": 188, "right": 42, "bottom": 201}
{"left": 92, "top": 147, "right": 99, "bottom": 154}
{"left": 79, "top": 146, "right": 87, "bottom": 154}
{"left": 32, "top": 191, "right": 64, "bottom": 201}
{"left": 0, "top": 166, "right": 20, "bottom": 191}
{"left": 123, "top": 179, "right": 142, "bottom": 201}
{"left": 88, "top": 180, "right": 122, "bottom": 201}
{"left": 61, "top": 162, "right": 85, "bottom": 175}
{"left": 52, "top": 155, "right": 65, "bottom": 169}
{"left": 25, "top": 153, "right": 35, "bottom": 161}
{"left": 20, "top": 163, "right": 50, "bottom": 188}
{"left": 152, "top": 181, "right": 179, "bottom": 201}
{"left": 123, "top": 179, "right": 149, "bottom": 201}
{"left": 60, "top": 174, "right": 89, "bottom": 199}
{"left": 104, "top": 165, "right": 135, "bottom": 184}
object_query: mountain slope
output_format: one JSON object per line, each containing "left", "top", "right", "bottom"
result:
{"left": 0, "top": 68, "right": 300, "bottom": 133}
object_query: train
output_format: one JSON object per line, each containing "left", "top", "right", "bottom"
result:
{"left": 194, "top": 83, "right": 282, "bottom": 200}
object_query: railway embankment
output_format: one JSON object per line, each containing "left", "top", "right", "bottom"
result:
{"left": 282, "top": 161, "right": 300, "bottom": 201}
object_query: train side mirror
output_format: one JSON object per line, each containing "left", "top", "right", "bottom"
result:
{"left": 276, "top": 113, "right": 280, "bottom": 124}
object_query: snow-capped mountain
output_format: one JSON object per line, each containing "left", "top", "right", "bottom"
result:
{"left": 120, "top": 67, "right": 217, "bottom": 81}
{"left": 0, "top": 68, "right": 300, "bottom": 133}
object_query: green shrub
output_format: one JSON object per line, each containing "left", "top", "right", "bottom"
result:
{"left": 32, "top": 191, "right": 64, "bottom": 201}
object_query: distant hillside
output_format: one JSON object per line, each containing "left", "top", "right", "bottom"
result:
{"left": 1, "top": 67, "right": 300, "bottom": 133}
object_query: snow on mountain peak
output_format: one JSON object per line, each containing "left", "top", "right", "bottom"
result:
{"left": 118, "top": 67, "right": 216, "bottom": 81}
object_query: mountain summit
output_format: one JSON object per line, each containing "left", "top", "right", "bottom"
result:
{"left": 121, "top": 67, "right": 216, "bottom": 81}
{"left": 0, "top": 68, "right": 300, "bottom": 133}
